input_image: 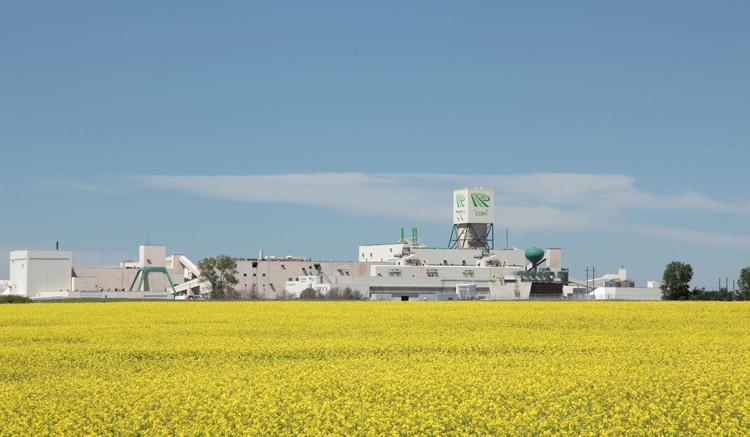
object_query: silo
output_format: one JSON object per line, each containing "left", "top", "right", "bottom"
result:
{"left": 448, "top": 188, "right": 495, "bottom": 250}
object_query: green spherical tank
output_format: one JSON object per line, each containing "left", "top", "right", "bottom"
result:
{"left": 525, "top": 247, "right": 545, "bottom": 266}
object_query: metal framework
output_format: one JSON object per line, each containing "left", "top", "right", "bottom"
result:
{"left": 448, "top": 223, "right": 494, "bottom": 250}
{"left": 128, "top": 267, "right": 177, "bottom": 294}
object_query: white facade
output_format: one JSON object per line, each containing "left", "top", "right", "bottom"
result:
{"left": 284, "top": 276, "right": 331, "bottom": 298}
{"left": 338, "top": 261, "right": 566, "bottom": 301}
{"left": 545, "top": 248, "right": 562, "bottom": 270}
{"left": 5, "top": 246, "right": 199, "bottom": 299}
{"left": 35, "top": 290, "right": 172, "bottom": 300}
{"left": 9, "top": 251, "right": 73, "bottom": 298}
{"left": 234, "top": 259, "right": 375, "bottom": 298}
{"left": 359, "top": 243, "right": 407, "bottom": 263}
{"left": 139, "top": 245, "right": 167, "bottom": 268}
{"left": 359, "top": 242, "right": 528, "bottom": 267}
{"left": 593, "top": 287, "right": 662, "bottom": 300}
{"left": 71, "top": 247, "right": 189, "bottom": 293}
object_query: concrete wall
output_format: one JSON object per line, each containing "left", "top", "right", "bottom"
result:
{"left": 36, "top": 290, "right": 171, "bottom": 299}
{"left": 359, "top": 243, "right": 530, "bottom": 268}
{"left": 71, "top": 247, "right": 188, "bottom": 292}
{"left": 359, "top": 244, "right": 406, "bottom": 263}
{"left": 9, "top": 251, "right": 72, "bottom": 298}
{"left": 593, "top": 287, "right": 662, "bottom": 300}
{"left": 72, "top": 263, "right": 185, "bottom": 292}
{"left": 545, "top": 248, "right": 562, "bottom": 270}
{"left": 235, "top": 259, "right": 376, "bottom": 298}
{"left": 139, "top": 245, "right": 166, "bottom": 268}
{"left": 72, "top": 267, "right": 139, "bottom": 291}
{"left": 412, "top": 248, "right": 527, "bottom": 267}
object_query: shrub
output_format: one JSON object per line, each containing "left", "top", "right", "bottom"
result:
{"left": 0, "top": 295, "right": 33, "bottom": 304}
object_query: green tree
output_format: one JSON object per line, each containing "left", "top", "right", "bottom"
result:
{"left": 738, "top": 267, "right": 750, "bottom": 300}
{"left": 299, "top": 286, "right": 318, "bottom": 299}
{"left": 198, "top": 255, "right": 239, "bottom": 300}
{"left": 661, "top": 261, "right": 693, "bottom": 300}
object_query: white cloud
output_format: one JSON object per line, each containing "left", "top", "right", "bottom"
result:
{"left": 133, "top": 172, "right": 750, "bottom": 234}
{"left": 136, "top": 173, "right": 447, "bottom": 221}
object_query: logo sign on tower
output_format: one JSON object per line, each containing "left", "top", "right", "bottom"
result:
{"left": 453, "top": 188, "right": 494, "bottom": 224}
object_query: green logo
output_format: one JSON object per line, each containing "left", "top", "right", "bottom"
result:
{"left": 456, "top": 193, "right": 465, "bottom": 208}
{"left": 471, "top": 193, "right": 490, "bottom": 208}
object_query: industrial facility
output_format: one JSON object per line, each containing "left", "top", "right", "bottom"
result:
{"left": 2, "top": 188, "right": 661, "bottom": 301}
{"left": 6, "top": 245, "right": 201, "bottom": 299}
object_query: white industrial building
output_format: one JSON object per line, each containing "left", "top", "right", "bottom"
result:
{"left": 337, "top": 188, "right": 570, "bottom": 300}
{"left": 8, "top": 250, "right": 73, "bottom": 298}
{"left": 591, "top": 283, "right": 662, "bottom": 300}
{"left": 234, "top": 257, "right": 375, "bottom": 298}
{"left": 6, "top": 245, "right": 201, "bottom": 299}
{"left": 341, "top": 244, "right": 567, "bottom": 300}
{"left": 563, "top": 267, "right": 662, "bottom": 300}
{"left": 4, "top": 188, "right": 662, "bottom": 301}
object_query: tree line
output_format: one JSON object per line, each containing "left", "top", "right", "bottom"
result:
{"left": 661, "top": 261, "right": 750, "bottom": 300}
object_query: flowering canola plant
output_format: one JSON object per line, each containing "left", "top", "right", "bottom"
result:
{"left": 0, "top": 301, "right": 749, "bottom": 435}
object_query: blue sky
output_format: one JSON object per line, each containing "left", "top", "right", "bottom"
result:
{"left": 2, "top": 1, "right": 749, "bottom": 288}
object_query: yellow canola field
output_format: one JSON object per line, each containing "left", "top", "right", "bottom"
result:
{"left": 1, "top": 301, "right": 749, "bottom": 436}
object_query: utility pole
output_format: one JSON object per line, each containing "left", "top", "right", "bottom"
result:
{"left": 585, "top": 267, "right": 596, "bottom": 292}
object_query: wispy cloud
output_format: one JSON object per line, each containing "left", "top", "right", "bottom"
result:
{"left": 133, "top": 172, "right": 750, "bottom": 239}
{"left": 637, "top": 226, "right": 750, "bottom": 248}
{"left": 136, "top": 173, "right": 447, "bottom": 221}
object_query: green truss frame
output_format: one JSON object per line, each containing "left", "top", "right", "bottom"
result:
{"left": 128, "top": 267, "right": 177, "bottom": 295}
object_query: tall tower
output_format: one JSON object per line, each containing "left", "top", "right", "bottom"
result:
{"left": 448, "top": 188, "right": 494, "bottom": 250}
